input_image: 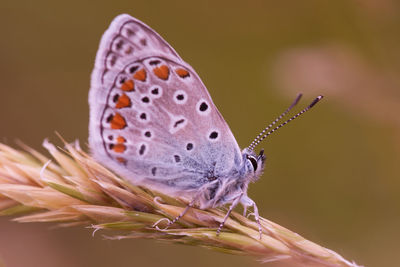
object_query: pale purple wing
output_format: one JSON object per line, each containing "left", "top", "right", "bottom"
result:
{"left": 89, "top": 14, "right": 242, "bottom": 196}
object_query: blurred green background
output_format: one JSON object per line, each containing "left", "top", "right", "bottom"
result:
{"left": 1, "top": 1, "right": 399, "bottom": 266}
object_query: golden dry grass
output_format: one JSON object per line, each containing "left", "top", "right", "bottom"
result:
{"left": 0, "top": 138, "right": 361, "bottom": 267}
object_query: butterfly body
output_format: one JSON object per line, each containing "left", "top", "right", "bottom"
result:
{"left": 89, "top": 14, "right": 266, "bottom": 230}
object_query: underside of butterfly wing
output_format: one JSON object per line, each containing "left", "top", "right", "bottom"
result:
{"left": 89, "top": 14, "right": 243, "bottom": 196}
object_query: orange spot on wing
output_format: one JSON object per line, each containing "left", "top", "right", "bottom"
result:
{"left": 116, "top": 136, "right": 126, "bottom": 143}
{"left": 113, "top": 143, "right": 126, "bottom": 153}
{"left": 115, "top": 94, "right": 131, "bottom": 109}
{"left": 116, "top": 157, "right": 126, "bottom": 164}
{"left": 110, "top": 113, "right": 127, "bottom": 129}
{"left": 125, "top": 47, "right": 133, "bottom": 54}
{"left": 121, "top": 79, "right": 134, "bottom": 91}
{"left": 153, "top": 65, "right": 170, "bottom": 80}
{"left": 176, "top": 68, "right": 189, "bottom": 78}
{"left": 133, "top": 68, "right": 147, "bottom": 81}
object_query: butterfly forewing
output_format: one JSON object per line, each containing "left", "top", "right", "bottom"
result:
{"left": 89, "top": 14, "right": 242, "bottom": 194}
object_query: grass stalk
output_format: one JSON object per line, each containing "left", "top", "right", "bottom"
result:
{"left": 0, "top": 139, "right": 361, "bottom": 266}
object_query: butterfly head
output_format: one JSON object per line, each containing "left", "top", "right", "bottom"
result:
{"left": 243, "top": 148, "right": 266, "bottom": 182}
{"left": 195, "top": 148, "right": 266, "bottom": 209}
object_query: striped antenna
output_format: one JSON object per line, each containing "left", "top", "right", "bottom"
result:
{"left": 247, "top": 95, "right": 324, "bottom": 152}
{"left": 247, "top": 93, "right": 303, "bottom": 151}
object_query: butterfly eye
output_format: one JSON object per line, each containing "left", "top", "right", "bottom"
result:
{"left": 247, "top": 156, "right": 258, "bottom": 171}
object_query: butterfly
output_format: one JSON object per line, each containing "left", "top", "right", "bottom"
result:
{"left": 89, "top": 14, "right": 322, "bottom": 238}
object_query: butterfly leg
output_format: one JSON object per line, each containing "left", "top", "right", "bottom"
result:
{"left": 241, "top": 196, "right": 263, "bottom": 239}
{"left": 216, "top": 193, "right": 244, "bottom": 236}
{"left": 252, "top": 202, "right": 263, "bottom": 240}
{"left": 166, "top": 197, "right": 196, "bottom": 228}
{"left": 243, "top": 205, "right": 248, "bottom": 217}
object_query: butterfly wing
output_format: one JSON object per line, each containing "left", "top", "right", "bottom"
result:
{"left": 89, "top": 14, "right": 243, "bottom": 196}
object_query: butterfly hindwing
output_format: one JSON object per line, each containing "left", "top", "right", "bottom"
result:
{"left": 89, "top": 14, "right": 243, "bottom": 195}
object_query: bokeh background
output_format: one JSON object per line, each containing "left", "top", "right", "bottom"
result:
{"left": 1, "top": 1, "right": 399, "bottom": 266}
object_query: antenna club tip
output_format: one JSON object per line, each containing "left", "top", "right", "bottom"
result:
{"left": 309, "top": 95, "right": 324, "bottom": 108}
{"left": 291, "top": 93, "right": 303, "bottom": 107}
